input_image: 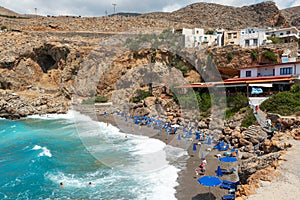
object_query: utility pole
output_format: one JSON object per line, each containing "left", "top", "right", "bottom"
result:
{"left": 34, "top": 8, "right": 37, "bottom": 19}
{"left": 112, "top": 3, "right": 116, "bottom": 15}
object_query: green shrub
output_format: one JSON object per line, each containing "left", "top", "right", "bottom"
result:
{"left": 175, "top": 60, "right": 189, "bottom": 76}
{"left": 82, "top": 96, "right": 108, "bottom": 104}
{"left": 95, "top": 96, "right": 108, "bottom": 103}
{"left": 267, "top": 36, "right": 284, "bottom": 44}
{"left": 132, "top": 89, "right": 151, "bottom": 103}
{"left": 260, "top": 91, "right": 300, "bottom": 115}
{"left": 227, "top": 52, "right": 233, "bottom": 62}
{"left": 262, "top": 51, "right": 277, "bottom": 63}
{"left": 205, "top": 30, "right": 214, "bottom": 35}
{"left": 291, "top": 84, "right": 300, "bottom": 93}
{"left": 251, "top": 50, "right": 258, "bottom": 61}
{"left": 1, "top": 26, "right": 7, "bottom": 30}
{"left": 241, "top": 108, "right": 257, "bottom": 128}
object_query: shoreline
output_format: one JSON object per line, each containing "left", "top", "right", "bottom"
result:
{"left": 96, "top": 112, "right": 239, "bottom": 200}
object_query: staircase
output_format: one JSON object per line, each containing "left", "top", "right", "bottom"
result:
{"left": 248, "top": 97, "right": 269, "bottom": 128}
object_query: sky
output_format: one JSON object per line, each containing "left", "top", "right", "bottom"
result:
{"left": 0, "top": 0, "right": 299, "bottom": 17}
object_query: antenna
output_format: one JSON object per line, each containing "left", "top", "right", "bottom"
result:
{"left": 112, "top": 3, "right": 117, "bottom": 15}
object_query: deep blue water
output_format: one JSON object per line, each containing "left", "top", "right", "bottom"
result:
{"left": 0, "top": 111, "right": 180, "bottom": 200}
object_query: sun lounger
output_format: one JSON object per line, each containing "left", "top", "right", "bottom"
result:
{"left": 221, "top": 168, "right": 236, "bottom": 175}
{"left": 222, "top": 194, "right": 235, "bottom": 200}
{"left": 222, "top": 180, "right": 240, "bottom": 186}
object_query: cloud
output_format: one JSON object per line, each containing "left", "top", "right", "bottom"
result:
{"left": 162, "top": 3, "right": 183, "bottom": 12}
{"left": 0, "top": 0, "right": 298, "bottom": 17}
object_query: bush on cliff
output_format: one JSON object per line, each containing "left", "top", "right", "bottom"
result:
{"left": 132, "top": 89, "right": 151, "bottom": 103}
{"left": 262, "top": 51, "right": 277, "bottom": 63}
{"left": 226, "top": 93, "right": 248, "bottom": 118}
{"left": 260, "top": 85, "right": 300, "bottom": 116}
{"left": 241, "top": 108, "right": 257, "bottom": 128}
{"left": 82, "top": 96, "right": 108, "bottom": 104}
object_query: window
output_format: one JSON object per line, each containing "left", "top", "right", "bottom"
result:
{"left": 253, "top": 39, "right": 258, "bottom": 46}
{"left": 280, "top": 67, "right": 293, "bottom": 75}
{"left": 228, "top": 33, "right": 232, "bottom": 39}
{"left": 245, "top": 40, "right": 249, "bottom": 47}
{"left": 233, "top": 33, "right": 237, "bottom": 38}
{"left": 287, "top": 31, "right": 290, "bottom": 34}
{"left": 246, "top": 70, "right": 252, "bottom": 77}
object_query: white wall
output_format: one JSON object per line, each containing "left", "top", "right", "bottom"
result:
{"left": 296, "top": 63, "right": 300, "bottom": 75}
{"left": 240, "top": 68, "right": 257, "bottom": 78}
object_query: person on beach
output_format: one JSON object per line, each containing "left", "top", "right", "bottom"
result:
{"left": 276, "top": 121, "right": 282, "bottom": 132}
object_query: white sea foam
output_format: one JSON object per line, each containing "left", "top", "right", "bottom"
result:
{"left": 41, "top": 110, "right": 183, "bottom": 199}
{"left": 32, "top": 145, "right": 52, "bottom": 157}
{"left": 26, "top": 110, "right": 79, "bottom": 120}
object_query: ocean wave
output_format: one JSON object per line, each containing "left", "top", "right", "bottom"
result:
{"left": 32, "top": 145, "right": 52, "bottom": 158}
{"left": 26, "top": 110, "right": 79, "bottom": 120}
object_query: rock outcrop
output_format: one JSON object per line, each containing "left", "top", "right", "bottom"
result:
{"left": 141, "top": 1, "right": 289, "bottom": 30}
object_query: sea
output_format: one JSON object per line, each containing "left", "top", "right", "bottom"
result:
{"left": 0, "top": 110, "right": 186, "bottom": 200}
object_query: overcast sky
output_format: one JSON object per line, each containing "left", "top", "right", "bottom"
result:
{"left": 0, "top": 0, "right": 299, "bottom": 17}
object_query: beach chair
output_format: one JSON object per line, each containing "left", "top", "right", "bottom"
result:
{"left": 222, "top": 180, "right": 240, "bottom": 186}
{"left": 221, "top": 168, "right": 236, "bottom": 175}
{"left": 222, "top": 194, "right": 235, "bottom": 200}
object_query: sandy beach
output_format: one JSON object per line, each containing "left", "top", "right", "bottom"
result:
{"left": 96, "top": 112, "right": 239, "bottom": 200}
{"left": 247, "top": 139, "right": 300, "bottom": 200}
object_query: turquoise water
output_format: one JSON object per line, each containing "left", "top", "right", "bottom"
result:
{"left": 0, "top": 111, "right": 181, "bottom": 200}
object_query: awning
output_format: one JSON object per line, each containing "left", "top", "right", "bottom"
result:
{"left": 249, "top": 83, "right": 273, "bottom": 87}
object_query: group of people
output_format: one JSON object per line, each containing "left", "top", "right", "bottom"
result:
{"left": 265, "top": 117, "right": 282, "bottom": 132}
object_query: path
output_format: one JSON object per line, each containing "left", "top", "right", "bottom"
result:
{"left": 247, "top": 139, "right": 300, "bottom": 200}
{"left": 248, "top": 97, "right": 268, "bottom": 128}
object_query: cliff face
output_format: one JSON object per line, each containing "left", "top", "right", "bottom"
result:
{"left": 282, "top": 6, "right": 300, "bottom": 29}
{"left": 0, "top": 31, "right": 104, "bottom": 118}
{"left": 207, "top": 43, "right": 299, "bottom": 79}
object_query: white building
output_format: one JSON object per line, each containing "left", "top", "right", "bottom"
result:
{"left": 239, "top": 27, "right": 267, "bottom": 48}
{"left": 182, "top": 28, "right": 217, "bottom": 48}
{"left": 265, "top": 27, "right": 300, "bottom": 43}
{"left": 240, "top": 61, "right": 300, "bottom": 78}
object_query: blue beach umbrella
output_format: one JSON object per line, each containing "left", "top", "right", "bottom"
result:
{"left": 193, "top": 143, "right": 197, "bottom": 152}
{"left": 219, "top": 157, "right": 238, "bottom": 163}
{"left": 219, "top": 157, "right": 238, "bottom": 169}
{"left": 197, "top": 176, "right": 222, "bottom": 200}
{"left": 216, "top": 165, "right": 223, "bottom": 177}
{"left": 196, "top": 133, "right": 200, "bottom": 140}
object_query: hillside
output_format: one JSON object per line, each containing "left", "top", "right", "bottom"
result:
{"left": 141, "top": 1, "right": 289, "bottom": 30}
{"left": 282, "top": 6, "right": 300, "bottom": 29}
{"left": 0, "top": 6, "right": 20, "bottom": 17}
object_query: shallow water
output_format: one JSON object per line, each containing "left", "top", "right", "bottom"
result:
{"left": 0, "top": 111, "right": 183, "bottom": 200}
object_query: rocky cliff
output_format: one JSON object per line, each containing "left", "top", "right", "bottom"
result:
{"left": 282, "top": 6, "right": 300, "bottom": 29}
{"left": 141, "top": 1, "right": 289, "bottom": 30}
{"left": 0, "top": 2, "right": 292, "bottom": 33}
